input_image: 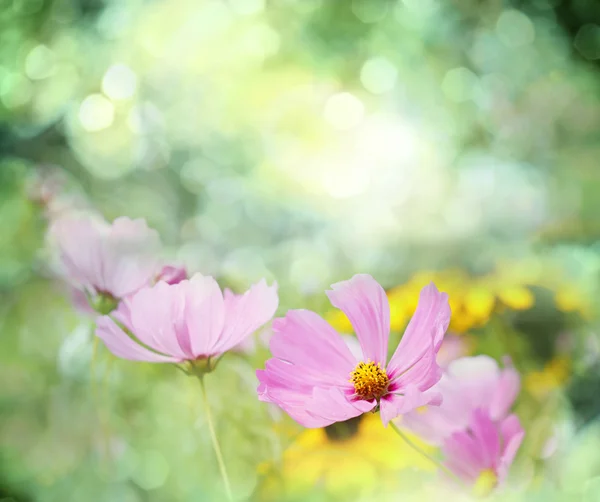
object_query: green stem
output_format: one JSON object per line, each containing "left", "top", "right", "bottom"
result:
{"left": 90, "top": 335, "right": 99, "bottom": 393}
{"left": 389, "top": 421, "right": 462, "bottom": 483}
{"left": 198, "top": 376, "right": 233, "bottom": 501}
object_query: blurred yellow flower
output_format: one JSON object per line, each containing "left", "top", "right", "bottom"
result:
{"left": 325, "top": 308, "right": 354, "bottom": 334}
{"left": 525, "top": 357, "right": 571, "bottom": 400}
{"left": 385, "top": 268, "right": 537, "bottom": 334}
{"left": 554, "top": 286, "right": 592, "bottom": 319}
{"left": 326, "top": 261, "right": 590, "bottom": 338}
{"left": 257, "top": 413, "right": 435, "bottom": 499}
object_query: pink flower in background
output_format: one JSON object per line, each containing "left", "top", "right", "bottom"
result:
{"left": 257, "top": 274, "right": 451, "bottom": 427}
{"left": 436, "top": 333, "right": 472, "bottom": 368}
{"left": 442, "top": 408, "right": 524, "bottom": 492}
{"left": 156, "top": 264, "right": 188, "bottom": 285}
{"left": 400, "top": 355, "right": 520, "bottom": 444}
{"left": 50, "top": 215, "right": 161, "bottom": 300}
{"left": 96, "top": 274, "right": 278, "bottom": 364}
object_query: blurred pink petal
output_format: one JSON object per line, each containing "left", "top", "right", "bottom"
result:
{"left": 442, "top": 409, "right": 524, "bottom": 487}
{"left": 96, "top": 315, "right": 178, "bottom": 363}
{"left": 213, "top": 280, "right": 279, "bottom": 354}
{"left": 70, "top": 287, "right": 95, "bottom": 317}
{"left": 95, "top": 273, "right": 278, "bottom": 364}
{"left": 497, "top": 414, "right": 525, "bottom": 480}
{"left": 401, "top": 355, "right": 520, "bottom": 445}
{"left": 380, "top": 385, "right": 442, "bottom": 426}
{"left": 436, "top": 333, "right": 471, "bottom": 368}
{"left": 257, "top": 275, "right": 451, "bottom": 427}
{"left": 156, "top": 264, "right": 187, "bottom": 285}
{"left": 50, "top": 214, "right": 161, "bottom": 299}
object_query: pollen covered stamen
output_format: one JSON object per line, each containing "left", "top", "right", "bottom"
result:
{"left": 350, "top": 360, "right": 389, "bottom": 400}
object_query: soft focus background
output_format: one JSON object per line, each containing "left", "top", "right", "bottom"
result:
{"left": 2, "top": 0, "right": 600, "bottom": 500}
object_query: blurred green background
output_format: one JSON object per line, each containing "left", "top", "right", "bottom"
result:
{"left": 2, "top": 0, "right": 600, "bottom": 500}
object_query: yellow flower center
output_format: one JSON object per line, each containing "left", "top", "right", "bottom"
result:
{"left": 472, "top": 469, "right": 498, "bottom": 497}
{"left": 350, "top": 361, "right": 389, "bottom": 400}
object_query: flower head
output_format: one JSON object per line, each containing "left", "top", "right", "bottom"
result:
{"left": 400, "top": 355, "right": 520, "bottom": 444}
{"left": 50, "top": 214, "right": 161, "bottom": 300}
{"left": 442, "top": 409, "right": 524, "bottom": 495}
{"left": 257, "top": 274, "right": 451, "bottom": 427}
{"left": 96, "top": 274, "right": 278, "bottom": 366}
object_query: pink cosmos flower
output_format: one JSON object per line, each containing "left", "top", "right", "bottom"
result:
{"left": 400, "top": 355, "right": 520, "bottom": 444}
{"left": 256, "top": 274, "right": 451, "bottom": 427}
{"left": 442, "top": 408, "right": 524, "bottom": 491}
{"left": 96, "top": 274, "right": 278, "bottom": 363}
{"left": 50, "top": 214, "right": 161, "bottom": 300}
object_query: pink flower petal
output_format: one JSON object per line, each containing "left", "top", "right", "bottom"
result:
{"left": 211, "top": 279, "right": 278, "bottom": 354}
{"left": 269, "top": 309, "right": 357, "bottom": 386}
{"left": 305, "top": 387, "right": 375, "bottom": 425}
{"left": 445, "top": 355, "right": 500, "bottom": 408}
{"left": 489, "top": 365, "right": 521, "bottom": 421}
{"left": 470, "top": 408, "right": 501, "bottom": 469}
{"left": 257, "top": 307, "right": 365, "bottom": 429}
{"left": 184, "top": 275, "right": 226, "bottom": 357}
{"left": 387, "top": 282, "right": 450, "bottom": 376}
{"left": 326, "top": 274, "right": 390, "bottom": 365}
{"left": 156, "top": 264, "right": 187, "bottom": 285}
{"left": 50, "top": 215, "right": 161, "bottom": 298}
{"left": 442, "top": 408, "right": 513, "bottom": 484}
{"left": 400, "top": 356, "right": 503, "bottom": 445}
{"left": 380, "top": 385, "right": 441, "bottom": 426}
{"left": 101, "top": 217, "right": 161, "bottom": 297}
{"left": 398, "top": 380, "right": 463, "bottom": 444}
{"left": 128, "top": 282, "right": 193, "bottom": 359}
{"left": 95, "top": 315, "right": 178, "bottom": 363}
{"left": 443, "top": 435, "right": 482, "bottom": 482}
{"left": 50, "top": 215, "right": 105, "bottom": 292}
{"left": 256, "top": 363, "right": 334, "bottom": 428}
{"left": 497, "top": 414, "right": 525, "bottom": 483}
{"left": 443, "top": 430, "right": 485, "bottom": 482}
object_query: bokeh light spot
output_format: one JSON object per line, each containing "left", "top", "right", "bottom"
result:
{"left": 131, "top": 451, "right": 170, "bottom": 490}
{"left": 496, "top": 10, "right": 535, "bottom": 48}
{"left": 25, "top": 45, "right": 56, "bottom": 80}
{"left": 323, "top": 167, "right": 370, "bottom": 199}
{"left": 78, "top": 94, "right": 115, "bottom": 131}
{"left": 441, "top": 67, "right": 480, "bottom": 103}
{"left": 0, "top": 73, "right": 32, "bottom": 108}
{"left": 324, "top": 92, "right": 365, "bottom": 130}
{"left": 360, "top": 57, "right": 398, "bottom": 94}
{"left": 102, "top": 64, "right": 137, "bottom": 100}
